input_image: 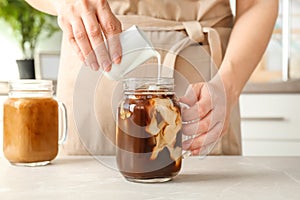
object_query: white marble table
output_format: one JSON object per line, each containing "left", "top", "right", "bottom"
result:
{"left": 0, "top": 156, "right": 300, "bottom": 200}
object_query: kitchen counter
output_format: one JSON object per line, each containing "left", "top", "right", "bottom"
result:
{"left": 0, "top": 156, "right": 300, "bottom": 200}
{"left": 242, "top": 79, "right": 300, "bottom": 94}
{"left": 1, "top": 79, "right": 300, "bottom": 95}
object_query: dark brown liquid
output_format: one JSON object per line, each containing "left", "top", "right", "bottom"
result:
{"left": 116, "top": 92, "right": 182, "bottom": 180}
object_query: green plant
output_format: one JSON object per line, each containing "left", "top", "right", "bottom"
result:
{"left": 0, "top": 0, "right": 59, "bottom": 59}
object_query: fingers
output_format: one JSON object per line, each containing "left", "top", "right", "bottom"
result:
{"left": 81, "top": 12, "right": 104, "bottom": 70}
{"left": 107, "top": 33, "right": 122, "bottom": 64}
{"left": 180, "top": 82, "right": 212, "bottom": 123}
{"left": 182, "top": 110, "right": 213, "bottom": 136}
{"left": 181, "top": 97, "right": 212, "bottom": 123}
{"left": 80, "top": 0, "right": 107, "bottom": 71}
{"left": 71, "top": 19, "right": 99, "bottom": 70}
{"left": 182, "top": 122, "right": 223, "bottom": 154}
{"left": 96, "top": 0, "right": 121, "bottom": 38}
{"left": 58, "top": 18, "right": 85, "bottom": 62}
{"left": 56, "top": 0, "right": 122, "bottom": 71}
{"left": 96, "top": 1, "right": 122, "bottom": 64}
{"left": 180, "top": 83, "right": 204, "bottom": 107}
{"left": 180, "top": 81, "right": 226, "bottom": 155}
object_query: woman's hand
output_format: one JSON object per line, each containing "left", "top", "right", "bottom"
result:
{"left": 55, "top": 0, "right": 122, "bottom": 71}
{"left": 179, "top": 0, "right": 278, "bottom": 156}
{"left": 180, "top": 75, "right": 236, "bottom": 156}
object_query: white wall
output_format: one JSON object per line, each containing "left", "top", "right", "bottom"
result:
{"left": 0, "top": 20, "right": 62, "bottom": 81}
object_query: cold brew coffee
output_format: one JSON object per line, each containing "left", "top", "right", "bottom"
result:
{"left": 116, "top": 78, "right": 182, "bottom": 183}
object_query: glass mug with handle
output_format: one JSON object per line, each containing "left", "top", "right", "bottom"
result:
{"left": 116, "top": 77, "right": 203, "bottom": 183}
{"left": 3, "top": 80, "right": 67, "bottom": 167}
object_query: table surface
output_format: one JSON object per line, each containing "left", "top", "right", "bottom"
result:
{"left": 0, "top": 156, "right": 300, "bottom": 200}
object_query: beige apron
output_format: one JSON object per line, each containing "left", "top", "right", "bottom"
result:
{"left": 57, "top": 0, "right": 242, "bottom": 156}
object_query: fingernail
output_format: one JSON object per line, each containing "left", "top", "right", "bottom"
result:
{"left": 91, "top": 63, "right": 99, "bottom": 71}
{"left": 112, "top": 53, "right": 121, "bottom": 64}
{"left": 102, "top": 60, "right": 111, "bottom": 72}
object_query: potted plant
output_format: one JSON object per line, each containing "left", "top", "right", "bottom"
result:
{"left": 0, "top": 0, "right": 59, "bottom": 79}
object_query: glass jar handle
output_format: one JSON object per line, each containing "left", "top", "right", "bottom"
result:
{"left": 58, "top": 101, "right": 68, "bottom": 145}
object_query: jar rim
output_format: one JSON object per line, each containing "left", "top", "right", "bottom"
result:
{"left": 123, "top": 77, "right": 174, "bottom": 93}
{"left": 8, "top": 80, "right": 54, "bottom": 97}
{"left": 123, "top": 77, "right": 174, "bottom": 83}
{"left": 9, "top": 79, "right": 52, "bottom": 85}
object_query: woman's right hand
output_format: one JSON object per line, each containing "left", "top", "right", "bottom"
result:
{"left": 55, "top": 0, "right": 122, "bottom": 71}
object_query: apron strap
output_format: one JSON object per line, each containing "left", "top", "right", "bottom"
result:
{"left": 162, "top": 21, "right": 223, "bottom": 78}
{"left": 161, "top": 37, "right": 197, "bottom": 78}
{"left": 203, "top": 27, "right": 223, "bottom": 77}
{"left": 182, "top": 21, "right": 205, "bottom": 43}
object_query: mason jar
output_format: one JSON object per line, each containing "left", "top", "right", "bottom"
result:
{"left": 116, "top": 77, "right": 182, "bottom": 183}
{"left": 3, "top": 80, "right": 67, "bottom": 166}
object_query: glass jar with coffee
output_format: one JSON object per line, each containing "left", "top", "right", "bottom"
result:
{"left": 116, "top": 77, "right": 182, "bottom": 183}
{"left": 3, "top": 80, "right": 67, "bottom": 166}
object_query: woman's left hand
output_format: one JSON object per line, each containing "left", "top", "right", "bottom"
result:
{"left": 180, "top": 76, "right": 235, "bottom": 156}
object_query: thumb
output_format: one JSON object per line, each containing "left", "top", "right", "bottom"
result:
{"left": 179, "top": 83, "right": 204, "bottom": 107}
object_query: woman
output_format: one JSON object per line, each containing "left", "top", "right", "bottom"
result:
{"left": 25, "top": 0, "right": 278, "bottom": 156}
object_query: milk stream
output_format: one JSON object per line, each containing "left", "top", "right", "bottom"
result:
{"left": 155, "top": 51, "right": 162, "bottom": 78}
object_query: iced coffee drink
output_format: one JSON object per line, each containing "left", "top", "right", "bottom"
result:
{"left": 116, "top": 78, "right": 182, "bottom": 183}
{"left": 3, "top": 80, "right": 66, "bottom": 166}
{"left": 4, "top": 98, "right": 59, "bottom": 164}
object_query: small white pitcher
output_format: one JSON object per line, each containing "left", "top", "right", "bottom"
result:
{"left": 104, "top": 25, "right": 159, "bottom": 81}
